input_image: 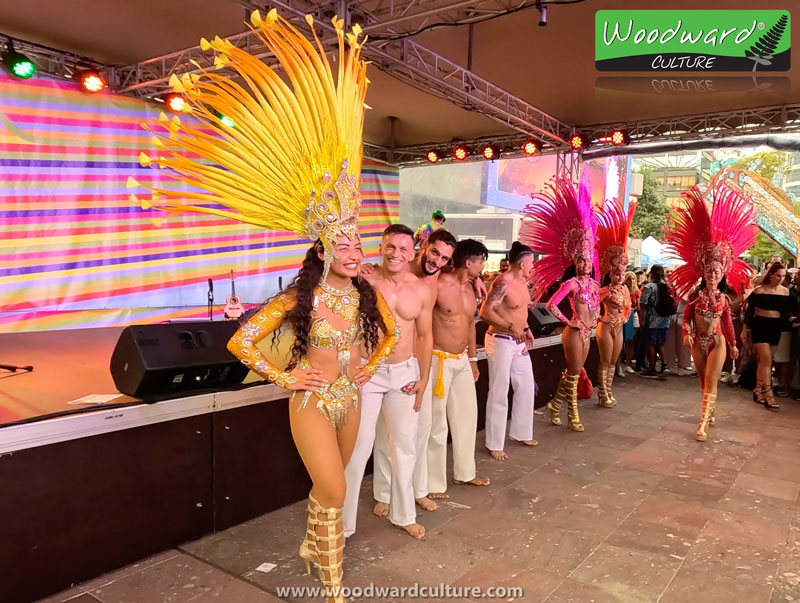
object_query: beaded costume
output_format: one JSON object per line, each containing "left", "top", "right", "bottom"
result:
{"left": 128, "top": 10, "right": 398, "bottom": 601}
{"left": 663, "top": 185, "right": 756, "bottom": 441}
{"left": 594, "top": 199, "right": 636, "bottom": 409}
{"left": 520, "top": 178, "right": 599, "bottom": 432}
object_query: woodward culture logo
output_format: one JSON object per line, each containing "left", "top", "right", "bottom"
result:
{"left": 596, "top": 10, "right": 790, "bottom": 71}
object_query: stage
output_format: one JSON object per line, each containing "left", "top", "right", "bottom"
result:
{"left": 0, "top": 324, "right": 594, "bottom": 602}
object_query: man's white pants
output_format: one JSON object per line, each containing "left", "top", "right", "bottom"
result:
{"left": 373, "top": 376, "right": 432, "bottom": 505}
{"left": 343, "top": 358, "right": 419, "bottom": 537}
{"left": 485, "top": 334, "right": 535, "bottom": 451}
{"left": 428, "top": 351, "right": 477, "bottom": 493}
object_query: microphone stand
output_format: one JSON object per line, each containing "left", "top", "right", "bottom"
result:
{"left": 208, "top": 278, "right": 214, "bottom": 321}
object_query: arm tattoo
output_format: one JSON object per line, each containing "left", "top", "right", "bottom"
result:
{"left": 487, "top": 283, "right": 507, "bottom": 308}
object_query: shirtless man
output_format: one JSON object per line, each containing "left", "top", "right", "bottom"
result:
{"left": 427, "top": 238, "right": 492, "bottom": 499}
{"left": 480, "top": 241, "right": 537, "bottom": 460}
{"left": 343, "top": 224, "right": 434, "bottom": 539}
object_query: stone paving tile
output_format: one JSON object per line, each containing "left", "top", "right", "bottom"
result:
{"left": 87, "top": 552, "right": 234, "bottom": 603}
{"left": 659, "top": 567, "right": 774, "bottom": 603}
{"left": 731, "top": 472, "right": 800, "bottom": 502}
{"left": 544, "top": 577, "right": 627, "bottom": 603}
{"left": 569, "top": 543, "right": 682, "bottom": 602}
{"left": 700, "top": 508, "right": 792, "bottom": 554}
{"left": 454, "top": 560, "right": 563, "bottom": 603}
{"left": 604, "top": 517, "right": 698, "bottom": 560}
{"left": 681, "top": 534, "right": 781, "bottom": 585}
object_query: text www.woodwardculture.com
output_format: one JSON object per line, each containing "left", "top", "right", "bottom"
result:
{"left": 275, "top": 584, "right": 525, "bottom": 599}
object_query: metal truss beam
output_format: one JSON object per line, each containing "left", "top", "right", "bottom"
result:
{"left": 114, "top": 0, "right": 570, "bottom": 147}
{"left": 0, "top": 36, "right": 108, "bottom": 82}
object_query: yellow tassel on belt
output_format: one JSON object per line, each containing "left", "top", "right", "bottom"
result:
{"left": 432, "top": 349, "right": 461, "bottom": 398}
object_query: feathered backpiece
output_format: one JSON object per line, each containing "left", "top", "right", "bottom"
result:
{"left": 596, "top": 199, "right": 636, "bottom": 276}
{"left": 127, "top": 9, "right": 369, "bottom": 278}
{"left": 663, "top": 185, "right": 756, "bottom": 299}
{"left": 520, "top": 178, "right": 598, "bottom": 302}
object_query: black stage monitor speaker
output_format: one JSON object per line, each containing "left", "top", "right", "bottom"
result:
{"left": 528, "top": 303, "right": 562, "bottom": 337}
{"left": 110, "top": 321, "right": 249, "bottom": 398}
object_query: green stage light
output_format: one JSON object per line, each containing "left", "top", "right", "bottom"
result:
{"left": 220, "top": 114, "right": 235, "bottom": 128}
{"left": 3, "top": 44, "right": 36, "bottom": 79}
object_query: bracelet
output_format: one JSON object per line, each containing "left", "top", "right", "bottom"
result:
{"left": 469, "top": 357, "right": 478, "bottom": 362}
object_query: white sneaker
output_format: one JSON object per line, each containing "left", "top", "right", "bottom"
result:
{"left": 720, "top": 372, "right": 731, "bottom": 383}
{"left": 677, "top": 367, "right": 695, "bottom": 377}
{"left": 616, "top": 366, "right": 626, "bottom": 378}
{"left": 624, "top": 366, "right": 635, "bottom": 374}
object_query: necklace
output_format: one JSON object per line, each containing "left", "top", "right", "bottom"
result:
{"left": 317, "top": 280, "right": 359, "bottom": 322}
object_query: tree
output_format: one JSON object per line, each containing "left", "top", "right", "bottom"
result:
{"left": 748, "top": 232, "right": 786, "bottom": 263}
{"left": 630, "top": 167, "right": 668, "bottom": 240}
{"left": 732, "top": 150, "right": 787, "bottom": 181}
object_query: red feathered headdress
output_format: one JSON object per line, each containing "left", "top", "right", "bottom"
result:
{"left": 662, "top": 184, "right": 756, "bottom": 299}
{"left": 596, "top": 199, "right": 636, "bottom": 276}
{"left": 520, "top": 178, "right": 598, "bottom": 302}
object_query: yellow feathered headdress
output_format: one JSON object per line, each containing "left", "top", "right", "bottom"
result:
{"left": 128, "top": 9, "right": 369, "bottom": 276}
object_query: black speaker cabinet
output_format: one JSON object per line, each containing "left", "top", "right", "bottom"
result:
{"left": 110, "top": 321, "right": 249, "bottom": 398}
{"left": 529, "top": 303, "right": 563, "bottom": 337}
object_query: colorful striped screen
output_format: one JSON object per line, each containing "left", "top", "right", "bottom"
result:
{"left": 0, "top": 74, "right": 399, "bottom": 333}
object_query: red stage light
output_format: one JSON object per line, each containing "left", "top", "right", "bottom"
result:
{"left": 78, "top": 70, "right": 106, "bottom": 93}
{"left": 453, "top": 145, "right": 469, "bottom": 161}
{"left": 481, "top": 144, "right": 499, "bottom": 161}
{"left": 610, "top": 129, "right": 629, "bottom": 146}
{"left": 165, "top": 93, "right": 187, "bottom": 113}
{"left": 522, "top": 140, "right": 540, "bottom": 156}
{"left": 426, "top": 150, "right": 440, "bottom": 164}
{"left": 569, "top": 134, "right": 588, "bottom": 151}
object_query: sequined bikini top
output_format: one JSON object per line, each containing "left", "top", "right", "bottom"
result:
{"left": 694, "top": 288, "right": 725, "bottom": 321}
{"left": 575, "top": 276, "right": 600, "bottom": 312}
{"left": 309, "top": 317, "right": 364, "bottom": 350}
{"left": 605, "top": 284, "right": 628, "bottom": 309}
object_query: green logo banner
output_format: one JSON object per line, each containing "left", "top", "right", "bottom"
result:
{"left": 596, "top": 10, "right": 790, "bottom": 71}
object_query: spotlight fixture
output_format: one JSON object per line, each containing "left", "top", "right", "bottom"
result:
{"left": 2, "top": 41, "right": 35, "bottom": 79}
{"left": 425, "top": 149, "right": 441, "bottom": 164}
{"left": 165, "top": 93, "right": 187, "bottom": 113}
{"left": 522, "top": 140, "right": 540, "bottom": 156}
{"left": 537, "top": 3, "right": 548, "bottom": 27}
{"left": 453, "top": 145, "right": 469, "bottom": 161}
{"left": 480, "top": 144, "right": 500, "bottom": 161}
{"left": 610, "top": 129, "right": 630, "bottom": 146}
{"left": 78, "top": 69, "right": 106, "bottom": 93}
{"left": 569, "top": 133, "right": 588, "bottom": 151}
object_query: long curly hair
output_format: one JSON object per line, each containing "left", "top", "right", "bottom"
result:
{"left": 272, "top": 240, "right": 385, "bottom": 370}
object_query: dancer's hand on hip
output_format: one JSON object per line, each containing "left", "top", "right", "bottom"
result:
{"left": 285, "top": 367, "right": 326, "bottom": 391}
{"left": 353, "top": 365, "right": 371, "bottom": 387}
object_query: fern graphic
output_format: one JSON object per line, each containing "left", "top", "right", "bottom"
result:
{"left": 745, "top": 14, "right": 789, "bottom": 72}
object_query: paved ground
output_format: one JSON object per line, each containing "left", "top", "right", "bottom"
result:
{"left": 41, "top": 374, "right": 800, "bottom": 603}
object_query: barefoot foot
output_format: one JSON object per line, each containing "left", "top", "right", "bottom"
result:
{"left": 455, "top": 475, "right": 491, "bottom": 486}
{"left": 509, "top": 436, "right": 539, "bottom": 447}
{"left": 427, "top": 492, "right": 449, "bottom": 500}
{"left": 372, "top": 501, "right": 389, "bottom": 518}
{"left": 401, "top": 523, "right": 425, "bottom": 539}
{"left": 416, "top": 496, "right": 437, "bottom": 512}
{"left": 489, "top": 449, "right": 508, "bottom": 460}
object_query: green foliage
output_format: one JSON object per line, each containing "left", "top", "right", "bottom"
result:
{"left": 630, "top": 167, "right": 668, "bottom": 241}
{"left": 748, "top": 232, "right": 785, "bottom": 262}
{"left": 731, "top": 150, "right": 786, "bottom": 180}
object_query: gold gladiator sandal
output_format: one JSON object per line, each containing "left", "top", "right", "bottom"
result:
{"left": 696, "top": 393, "right": 715, "bottom": 442}
{"left": 605, "top": 366, "right": 617, "bottom": 407}
{"left": 565, "top": 372, "right": 584, "bottom": 432}
{"left": 544, "top": 370, "right": 567, "bottom": 425}
{"left": 299, "top": 494, "right": 320, "bottom": 576}
{"left": 597, "top": 367, "right": 614, "bottom": 408}
{"left": 308, "top": 496, "right": 345, "bottom": 603}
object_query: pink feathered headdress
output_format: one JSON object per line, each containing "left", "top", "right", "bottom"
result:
{"left": 596, "top": 199, "right": 636, "bottom": 276}
{"left": 520, "top": 178, "right": 598, "bottom": 302}
{"left": 662, "top": 184, "right": 756, "bottom": 300}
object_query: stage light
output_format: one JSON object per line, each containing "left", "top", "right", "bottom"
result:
{"left": 165, "top": 93, "right": 187, "bottom": 113}
{"left": 2, "top": 42, "right": 35, "bottom": 79}
{"left": 425, "top": 149, "right": 440, "bottom": 164}
{"left": 78, "top": 70, "right": 106, "bottom": 93}
{"left": 481, "top": 144, "right": 500, "bottom": 161}
{"left": 219, "top": 114, "right": 235, "bottom": 128}
{"left": 453, "top": 145, "right": 469, "bottom": 161}
{"left": 522, "top": 140, "right": 540, "bottom": 156}
{"left": 569, "top": 133, "right": 588, "bottom": 151}
{"left": 610, "top": 129, "right": 629, "bottom": 146}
